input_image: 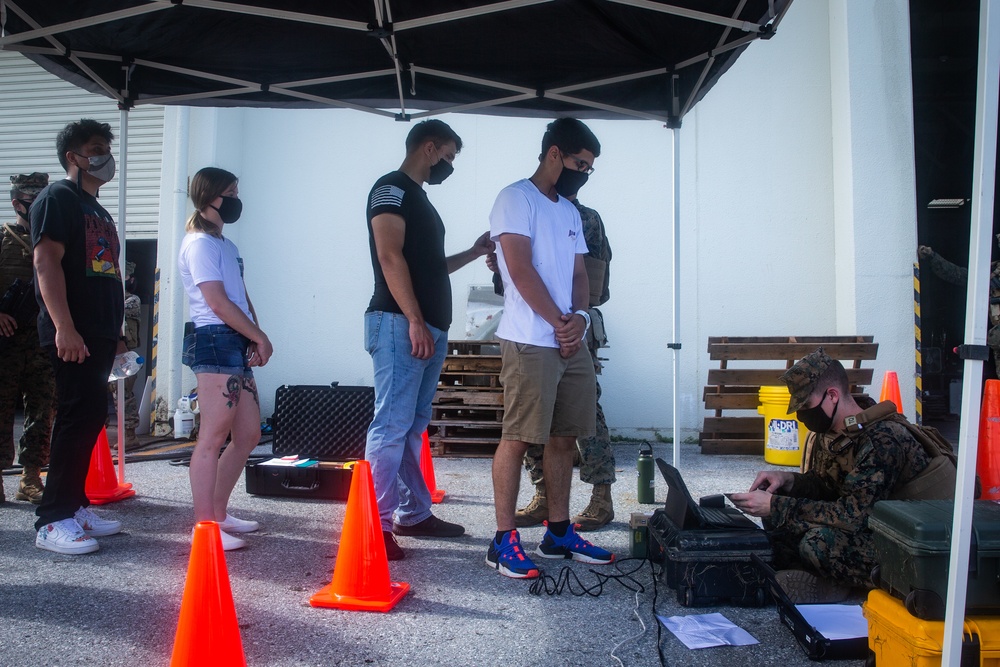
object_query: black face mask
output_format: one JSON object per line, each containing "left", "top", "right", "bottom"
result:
{"left": 427, "top": 158, "right": 454, "bottom": 185}
{"left": 210, "top": 196, "right": 243, "bottom": 224}
{"left": 14, "top": 199, "right": 32, "bottom": 221}
{"left": 796, "top": 391, "right": 838, "bottom": 433}
{"left": 555, "top": 167, "right": 589, "bottom": 197}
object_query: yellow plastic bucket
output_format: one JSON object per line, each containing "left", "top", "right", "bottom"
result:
{"left": 758, "top": 385, "right": 805, "bottom": 467}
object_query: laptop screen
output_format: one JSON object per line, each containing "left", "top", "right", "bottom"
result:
{"left": 656, "top": 458, "right": 703, "bottom": 529}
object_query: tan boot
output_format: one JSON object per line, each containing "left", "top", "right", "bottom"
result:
{"left": 572, "top": 484, "right": 614, "bottom": 531}
{"left": 15, "top": 467, "right": 44, "bottom": 504}
{"left": 514, "top": 483, "right": 547, "bottom": 527}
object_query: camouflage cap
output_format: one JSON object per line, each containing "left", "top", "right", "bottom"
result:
{"left": 10, "top": 172, "right": 49, "bottom": 196}
{"left": 779, "top": 347, "right": 834, "bottom": 414}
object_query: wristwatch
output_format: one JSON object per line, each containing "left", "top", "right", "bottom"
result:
{"left": 574, "top": 309, "right": 591, "bottom": 342}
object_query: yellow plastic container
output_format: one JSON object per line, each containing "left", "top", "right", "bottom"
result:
{"left": 758, "top": 385, "right": 805, "bottom": 467}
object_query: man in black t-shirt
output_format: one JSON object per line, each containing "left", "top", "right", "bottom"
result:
{"left": 364, "top": 119, "right": 491, "bottom": 561}
{"left": 31, "top": 119, "right": 126, "bottom": 555}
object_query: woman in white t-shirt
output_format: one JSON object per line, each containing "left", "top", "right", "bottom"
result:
{"left": 178, "top": 167, "right": 273, "bottom": 550}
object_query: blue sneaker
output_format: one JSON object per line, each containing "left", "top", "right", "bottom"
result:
{"left": 536, "top": 523, "right": 615, "bottom": 564}
{"left": 486, "top": 530, "right": 540, "bottom": 579}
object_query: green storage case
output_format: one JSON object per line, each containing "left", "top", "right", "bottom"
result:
{"left": 869, "top": 500, "right": 1000, "bottom": 620}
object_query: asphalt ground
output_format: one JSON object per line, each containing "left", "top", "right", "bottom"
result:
{"left": 0, "top": 441, "right": 869, "bottom": 667}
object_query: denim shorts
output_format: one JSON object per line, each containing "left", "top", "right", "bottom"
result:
{"left": 182, "top": 324, "right": 254, "bottom": 377}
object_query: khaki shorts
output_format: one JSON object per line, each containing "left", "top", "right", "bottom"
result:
{"left": 499, "top": 340, "right": 596, "bottom": 445}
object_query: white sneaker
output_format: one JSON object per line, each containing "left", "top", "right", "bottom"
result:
{"left": 74, "top": 506, "right": 122, "bottom": 537}
{"left": 218, "top": 513, "right": 259, "bottom": 534}
{"left": 192, "top": 526, "right": 246, "bottom": 551}
{"left": 36, "top": 518, "right": 99, "bottom": 555}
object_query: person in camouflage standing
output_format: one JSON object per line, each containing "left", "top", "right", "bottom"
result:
{"left": 109, "top": 260, "right": 141, "bottom": 449}
{"left": 0, "top": 173, "right": 55, "bottom": 504}
{"left": 729, "top": 349, "right": 954, "bottom": 603}
{"left": 488, "top": 193, "right": 615, "bottom": 531}
{"left": 918, "top": 241, "right": 1000, "bottom": 374}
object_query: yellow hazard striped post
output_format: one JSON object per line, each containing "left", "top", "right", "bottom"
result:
{"left": 150, "top": 267, "right": 159, "bottom": 433}
{"left": 914, "top": 261, "right": 922, "bottom": 425}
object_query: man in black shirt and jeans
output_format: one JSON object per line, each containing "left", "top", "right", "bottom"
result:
{"left": 32, "top": 119, "right": 126, "bottom": 555}
{"left": 365, "top": 119, "right": 491, "bottom": 560}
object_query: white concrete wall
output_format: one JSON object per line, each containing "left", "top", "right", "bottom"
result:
{"left": 154, "top": 0, "right": 920, "bottom": 438}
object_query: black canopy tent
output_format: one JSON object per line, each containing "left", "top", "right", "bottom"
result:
{"left": 0, "top": 0, "right": 793, "bottom": 469}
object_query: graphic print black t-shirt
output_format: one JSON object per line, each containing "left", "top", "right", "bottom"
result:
{"left": 366, "top": 171, "right": 451, "bottom": 331}
{"left": 30, "top": 179, "right": 125, "bottom": 345}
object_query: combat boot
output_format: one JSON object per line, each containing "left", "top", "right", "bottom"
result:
{"left": 514, "top": 483, "right": 548, "bottom": 527}
{"left": 572, "top": 483, "right": 614, "bottom": 531}
{"left": 15, "top": 467, "right": 44, "bottom": 504}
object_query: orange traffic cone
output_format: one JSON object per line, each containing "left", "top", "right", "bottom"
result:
{"left": 420, "top": 431, "right": 446, "bottom": 503}
{"left": 978, "top": 379, "right": 1000, "bottom": 500}
{"left": 85, "top": 427, "right": 135, "bottom": 505}
{"left": 310, "top": 460, "right": 409, "bottom": 612}
{"left": 879, "top": 370, "right": 903, "bottom": 415}
{"left": 170, "top": 522, "right": 246, "bottom": 667}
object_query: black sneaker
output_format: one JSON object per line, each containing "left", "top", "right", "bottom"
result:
{"left": 383, "top": 531, "right": 405, "bottom": 561}
{"left": 392, "top": 515, "right": 465, "bottom": 538}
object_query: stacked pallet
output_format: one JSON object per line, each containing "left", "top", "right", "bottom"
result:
{"left": 700, "top": 336, "right": 878, "bottom": 455}
{"left": 430, "top": 340, "right": 503, "bottom": 456}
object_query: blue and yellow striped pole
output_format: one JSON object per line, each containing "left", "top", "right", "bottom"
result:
{"left": 914, "top": 261, "right": 922, "bottom": 425}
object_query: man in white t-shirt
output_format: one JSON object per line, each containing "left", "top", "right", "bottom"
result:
{"left": 485, "top": 118, "right": 615, "bottom": 579}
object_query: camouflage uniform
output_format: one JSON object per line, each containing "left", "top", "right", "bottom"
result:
{"left": 524, "top": 199, "right": 615, "bottom": 486}
{"left": 770, "top": 350, "right": 932, "bottom": 588}
{"left": 0, "top": 174, "right": 55, "bottom": 488}
{"left": 923, "top": 249, "right": 1000, "bottom": 368}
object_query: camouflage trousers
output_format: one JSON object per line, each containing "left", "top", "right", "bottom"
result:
{"left": 109, "top": 373, "right": 139, "bottom": 432}
{"left": 768, "top": 523, "right": 876, "bottom": 589}
{"left": 524, "top": 376, "right": 616, "bottom": 486}
{"left": 0, "top": 327, "right": 55, "bottom": 470}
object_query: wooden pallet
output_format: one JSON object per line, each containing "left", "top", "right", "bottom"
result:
{"left": 700, "top": 336, "right": 877, "bottom": 455}
{"left": 431, "top": 340, "right": 504, "bottom": 456}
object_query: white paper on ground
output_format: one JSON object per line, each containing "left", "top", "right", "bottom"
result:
{"left": 796, "top": 604, "right": 867, "bottom": 640}
{"left": 657, "top": 612, "right": 759, "bottom": 649}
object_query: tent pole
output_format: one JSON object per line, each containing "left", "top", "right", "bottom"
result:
{"left": 116, "top": 105, "right": 129, "bottom": 485}
{"left": 671, "top": 125, "right": 681, "bottom": 468}
{"left": 943, "top": 0, "right": 999, "bottom": 663}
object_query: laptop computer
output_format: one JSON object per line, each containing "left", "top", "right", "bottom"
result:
{"left": 656, "top": 458, "right": 759, "bottom": 531}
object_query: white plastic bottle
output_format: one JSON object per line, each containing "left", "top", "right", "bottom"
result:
{"left": 109, "top": 351, "right": 144, "bottom": 380}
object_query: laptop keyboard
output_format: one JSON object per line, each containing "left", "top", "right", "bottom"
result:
{"left": 700, "top": 506, "right": 739, "bottom": 525}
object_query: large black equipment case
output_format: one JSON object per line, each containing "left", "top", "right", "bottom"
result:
{"left": 869, "top": 499, "right": 1000, "bottom": 620}
{"left": 244, "top": 383, "right": 375, "bottom": 500}
{"left": 648, "top": 508, "right": 773, "bottom": 607}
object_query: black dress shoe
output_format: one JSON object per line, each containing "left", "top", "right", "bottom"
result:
{"left": 383, "top": 531, "right": 405, "bottom": 560}
{"left": 392, "top": 514, "right": 465, "bottom": 538}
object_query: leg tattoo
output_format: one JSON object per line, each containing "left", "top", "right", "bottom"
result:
{"left": 242, "top": 376, "right": 259, "bottom": 407}
{"left": 223, "top": 376, "right": 242, "bottom": 409}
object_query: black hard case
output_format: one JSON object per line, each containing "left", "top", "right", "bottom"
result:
{"left": 244, "top": 384, "right": 374, "bottom": 500}
{"left": 648, "top": 508, "right": 772, "bottom": 607}
{"left": 753, "top": 555, "right": 869, "bottom": 661}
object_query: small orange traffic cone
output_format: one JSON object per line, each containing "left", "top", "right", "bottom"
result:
{"left": 420, "top": 431, "right": 445, "bottom": 503}
{"left": 978, "top": 379, "right": 1000, "bottom": 500}
{"left": 85, "top": 427, "right": 135, "bottom": 505}
{"left": 310, "top": 460, "right": 409, "bottom": 612}
{"left": 879, "top": 370, "right": 903, "bottom": 415}
{"left": 170, "top": 522, "right": 246, "bottom": 667}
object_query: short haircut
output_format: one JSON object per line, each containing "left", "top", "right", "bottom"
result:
{"left": 541, "top": 117, "right": 601, "bottom": 159}
{"left": 186, "top": 167, "right": 238, "bottom": 237}
{"left": 55, "top": 119, "right": 114, "bottom": 171}
{"left": 814, "top": 358, "right": 850, "bottom": 395}
{"left": 404, "top": 119, "right": 462, "bottom": 154}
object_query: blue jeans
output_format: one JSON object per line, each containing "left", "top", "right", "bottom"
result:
{"left": 364, "top": 311, "right": 448, "bottom": 531}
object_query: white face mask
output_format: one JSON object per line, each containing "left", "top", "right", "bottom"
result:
{"left": 75, "top": 152, "right": 116, "bottom": 183}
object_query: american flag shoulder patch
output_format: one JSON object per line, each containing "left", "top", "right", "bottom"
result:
{"left": 370, "top": 184, "right": 405, "bottom": 209}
